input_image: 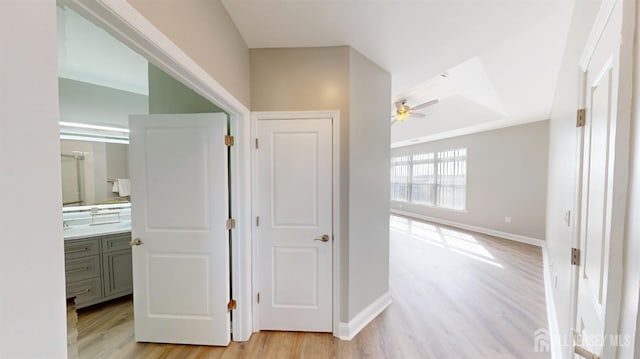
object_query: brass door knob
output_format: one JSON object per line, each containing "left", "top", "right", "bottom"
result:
{"left": 129, "top": 238, "right": 143, "bottom": 246}
{"left": 314, "top": 234, "right": 330, "bottom": 242}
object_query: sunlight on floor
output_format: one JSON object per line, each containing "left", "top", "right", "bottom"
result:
{"left": 390, "top": 215, "right": 504, "bottom": 268}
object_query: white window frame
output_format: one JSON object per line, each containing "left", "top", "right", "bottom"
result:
{"left": 390, "top": 148, "right": 467, "bottom": 211}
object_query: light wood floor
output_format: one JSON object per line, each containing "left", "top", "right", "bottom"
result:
{"left": 76, "top": 215, "right": 549, "bottom": 358}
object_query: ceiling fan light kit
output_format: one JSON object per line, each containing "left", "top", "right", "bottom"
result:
{"left": 392, "top": 98, "right": 439, "bottom": 122}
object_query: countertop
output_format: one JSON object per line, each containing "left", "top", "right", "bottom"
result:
{"left": 63, "top": 220, "right": 131, "bottom": 241}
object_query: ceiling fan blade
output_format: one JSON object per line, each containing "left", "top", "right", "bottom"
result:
{"left": 412, "top": 99, "right": 439, "bottom": 111}
{"left": 409, "top": 112, "right": 426, "bottom": 118}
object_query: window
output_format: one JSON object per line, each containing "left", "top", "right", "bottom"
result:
{"left": 390, "top": 148, "right": 467, "bottom": 210}
{"left": 390, "top": 155, "right": 410, "bottom": 201}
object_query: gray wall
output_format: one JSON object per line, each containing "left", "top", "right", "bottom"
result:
{"left": 545, "top": 2, "right": 600, "bottom": 356}
{"left": 251, "top": 46, "right": 391, "bottom": 322}
{"left": 0, "top": 2, "right": 67, "bottom": 356}
{"left": 348, "top": 48, "right": 391, "bottom": 318}
{"left": 58, "top": 78, "right": 149, "bottom": 127}
{"left": 148, "top": 63, "right": 224, "bottom": 114}
{"left": 129, "top": 0, "right": 251, "bottom": 108}
{"left": 392, "top": 120, "right": 549, "bottom": 240}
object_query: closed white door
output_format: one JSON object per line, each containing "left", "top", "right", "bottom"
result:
{"left": 575, "top": 0, "right": 630, "bottom": 357}
{"left": 129, "top": 113, "right": 231, "bottom": 345}
{"left": 256, "top": 118, "right": 333, "bottom": 332}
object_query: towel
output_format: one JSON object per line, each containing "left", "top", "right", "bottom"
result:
{"left": 113, "top": 179, "right": 131, "bottom": 197}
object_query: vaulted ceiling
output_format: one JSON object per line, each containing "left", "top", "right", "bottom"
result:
{"left": 222, "top": 0, "right": 585, "bottom": 146}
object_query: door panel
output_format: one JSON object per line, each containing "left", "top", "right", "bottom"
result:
{"left": 272, "top": 132, "right": 319, "bottom": 227}
{"left": 129, "top": 113, "right": 230, "bottom": 346}
{"left": 257, "top": 118, "right": 332, "bottom": 332}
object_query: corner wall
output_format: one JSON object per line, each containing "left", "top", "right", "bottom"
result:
{"left": 348, "top": 48, "right": 391, "bottom": 319}
{"left": 0, "top": 1, "right": 67, "bottom": 357}
{"left": 391, "top": 120, "right": 549, "bottom": 241}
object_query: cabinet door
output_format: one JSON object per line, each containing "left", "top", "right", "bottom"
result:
{"left": 103, "top": 249, "right": 133, "bottom": 298}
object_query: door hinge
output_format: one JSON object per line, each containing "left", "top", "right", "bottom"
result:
{"left": 572, "top": 247, "right": 580, "bottom": 266}
{"left": 226, "top": 218, "right": 236, "bottom": 230}
{"left": 256, "top": 216, "right": 260, "bottom": 227}
{"left": 255, "top": 138, "right": 259, "bottom": 149}
{"left": 227, "top": 299, "right": 237, "bottom": 312}
{"left": 225, "top": 135, "right": 235, "bottom": 146}
{"left": 257, "top": 292, "right": 260, "bottom": 304}
{"left": 576, "top": 108, "right": 586, "bottom": 127}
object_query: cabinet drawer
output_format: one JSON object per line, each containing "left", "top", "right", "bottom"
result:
{"left": 65, "top": 256, "right": 100, "bottom": 283}
{"left": 66, "top": 278, "right": 102, "bottom": 307}
{"left": 64, "top": 239, "right": 100, "bottom": 259}
{"left": 102, "top": 233, "right": 132, "bottom": 253}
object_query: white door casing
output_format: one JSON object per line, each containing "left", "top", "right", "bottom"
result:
{"left": 66, "top": 0, "right": 253, "bottom": 340}
{"left": 129, "top": 113, "right": 231, "bottom": 346}
{"left": 255, "top": 117, "right": 334, "bottom": 332}
{"left": 574, "top": 0, "right": 633, "bottom": 357}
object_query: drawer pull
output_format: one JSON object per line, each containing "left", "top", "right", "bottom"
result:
{"left": 72, "top": 288, "right": 91, "bottom": 296}
{"left": 66, "top": 266, "right": 89, "bottom": 274}
{"left": 66, "top": 247, "right": 90, "bottom": 254}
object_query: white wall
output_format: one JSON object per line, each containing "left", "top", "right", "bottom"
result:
{"left": 59, "top": 78, "right": 148, "bottom": 128}
{"left": 0, "top": 1, "right": 67, "bottom": 357}
{"left": 617, "top": 3, "right": 640, "bottom": 357}
{"left": 348, "top": 48, "right": 391, "bottom": 319}
{"left": 391, "top": 120, "right": 549, "bottom": 240}
{"left": 128, "top": 0, "right": 251, "bottom": 108}
{"left": 545, "top": 2, "right": 600, "bottom": 357}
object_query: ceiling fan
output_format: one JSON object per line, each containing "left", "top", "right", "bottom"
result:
{"left": 391, "top": 99, "right": 439, "bottom": 125}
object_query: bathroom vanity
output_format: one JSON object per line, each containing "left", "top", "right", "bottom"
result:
{"left": 64, "top": 224, "right": 132, "bottom": 309}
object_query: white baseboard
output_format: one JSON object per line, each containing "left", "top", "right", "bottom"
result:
{"left": 338, "top": 292, "right": 392, "bottom": 340}
{"left": 390, "top": 209, "right": 545, "bottom": 247}
{"left": 542, "top": 245, "right": 562, "bottom": 359}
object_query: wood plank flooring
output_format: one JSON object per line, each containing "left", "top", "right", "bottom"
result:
{"left": 76, "top": 215, "right": 549, "bottom": 358}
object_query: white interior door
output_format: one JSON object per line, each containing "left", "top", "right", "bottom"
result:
{"left": 575, "top": 0, "right": 630, "bottom": 357}
{"left": 256, "top": 118, "right": 333, "bottom": 332}
{"left": 129, "top": 113, "right": 230, "bottom": 345}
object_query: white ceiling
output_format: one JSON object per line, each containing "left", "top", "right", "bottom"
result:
{"left": 221, "top": 0, "right": 587, "bottom": 146}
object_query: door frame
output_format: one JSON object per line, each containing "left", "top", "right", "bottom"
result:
{"left": 62, "top": 0, "right": 253, "bottom": 341}
{"left": 568, "top": 0, "right": 635, "bottom": 357}
{"left": 251, "top": 111, "right": 341, "bottom": 337}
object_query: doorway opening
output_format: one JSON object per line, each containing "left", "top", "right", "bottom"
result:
{"left": 57, "top": 3, "right": 245, "bottom": 352}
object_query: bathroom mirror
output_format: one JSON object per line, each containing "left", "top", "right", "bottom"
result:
{"left": 60, "top": 138, "right": 129, "bottom": 207}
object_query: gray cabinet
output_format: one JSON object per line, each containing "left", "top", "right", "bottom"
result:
{"left": 64, "top": 232, "right": 132, "bottom": 308}
{"left": 103, "top": 247, "right": 133, "bottom": 298}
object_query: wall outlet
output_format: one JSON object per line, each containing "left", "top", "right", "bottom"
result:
{"left": 504, "top": 216, "right": 511, "bottom": 224}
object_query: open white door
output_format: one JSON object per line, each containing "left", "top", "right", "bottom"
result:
{"left": 574, "top": 0, "right": 632, "bottom": 357}
{"left": 255, "top": 118, "right": 333, "bottom": 332}
{"left": 129, "top": 113, "right": 231, "bottom": 345}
